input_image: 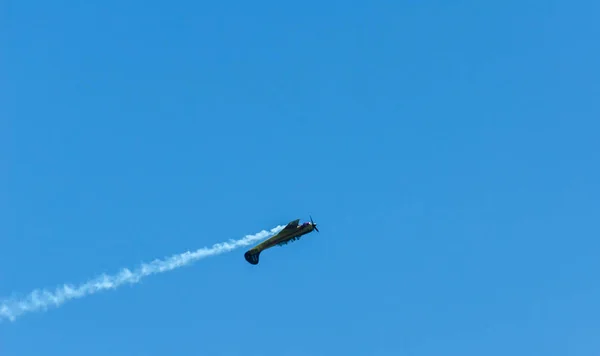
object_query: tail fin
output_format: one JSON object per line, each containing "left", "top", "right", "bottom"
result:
{"left": 244, "top": 249, "right": 261, "bottom": 265}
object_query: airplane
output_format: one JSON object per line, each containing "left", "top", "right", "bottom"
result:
{"left": 244, "top": 216, "right": 319, "bottom": 265}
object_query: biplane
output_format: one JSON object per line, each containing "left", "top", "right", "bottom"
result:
{"left": 244, "top": 216, "right": 319, "bottom": 265}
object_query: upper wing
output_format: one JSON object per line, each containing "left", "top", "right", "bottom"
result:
{"left": 281, "top": 219, "right": 300, "bottom": 231}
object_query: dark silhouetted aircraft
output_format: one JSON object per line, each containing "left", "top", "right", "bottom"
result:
{"left": 244, "top": 216, "right": 319, "bottom": 265}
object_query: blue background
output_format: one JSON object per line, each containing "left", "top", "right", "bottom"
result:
{"left": 2, "top": 0, "right": 599, "bottom": 355}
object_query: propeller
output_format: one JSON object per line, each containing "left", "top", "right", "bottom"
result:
{"left": 309, "top": 215, "right": 319, "bottom": 232}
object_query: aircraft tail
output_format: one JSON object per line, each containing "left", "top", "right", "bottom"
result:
{"left": 244, "top": 249, "right": 261, "bottom": 265}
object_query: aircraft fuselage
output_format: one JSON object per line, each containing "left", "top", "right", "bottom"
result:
{"left": 244, "top": 222, "right": 315, "bottom": 265}
{"left": 258, "top": 223, "right": 315, "bottom": 250}
{"left": 244, "top": 219, "right": 318, "bottom": 265}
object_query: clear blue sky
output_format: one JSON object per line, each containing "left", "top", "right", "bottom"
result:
{"left": 2, "top": 0, "right": 599, "bottom": 354}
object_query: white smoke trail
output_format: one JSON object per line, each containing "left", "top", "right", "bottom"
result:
{"left": 0, "top": 225, "right": 284, "bottom": 323}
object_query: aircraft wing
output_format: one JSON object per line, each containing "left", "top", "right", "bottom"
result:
{"left": 281, "top": 219, "right": 300, "bottom": 231}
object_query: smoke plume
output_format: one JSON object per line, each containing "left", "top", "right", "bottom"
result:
{"left": 0, "top": 225, "right": 284, "bottom": 323}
